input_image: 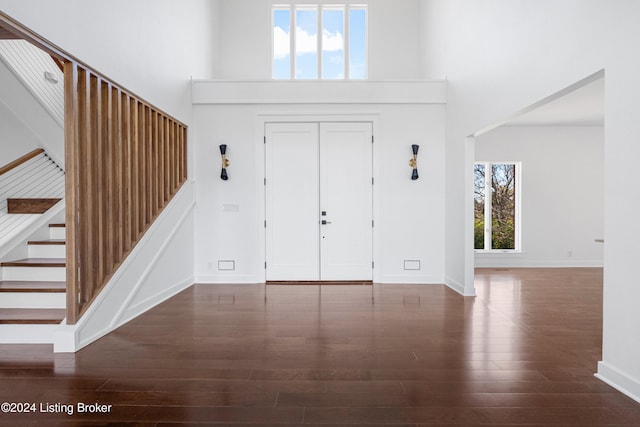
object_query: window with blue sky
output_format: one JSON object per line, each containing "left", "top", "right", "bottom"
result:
{"left": 273, "top": 4, "right": 367, "bottom": 80}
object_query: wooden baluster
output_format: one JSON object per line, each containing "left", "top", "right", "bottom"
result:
{"left": 158, "top": 113, "right": 164, "bottom": 209}
{"left": 138, "top": 102, "right": 146, "bottom": 238}
{"left": 78, "top": 67, "right": 91, "bottom": 312}
{"left": 165, "top": 118, "right": 171, "bottom": 200}
{"left": 90, "top": 74, "right": 103, "bottom": 287}
{"left": 121, "top": 93, "right": 131, "bottom": 253}
{"left": 176, "top": 124, "right": 181, "bottom": 187}
{"left": 102, "top": 81, "right": 114, "bottom": 278}
{"left": 112, "top": 87, "right": 123, "bottom": 264}
{"left": 172, "top": 121, "right": 178, "bottom": 194}
{"left": 168, "top": 121, "right": 173, "bottom": 195}
{"left": 130, "top": 98, "right": 139, "bottom": 242}
{"left": 64, "top": 62, "right": 79, "bottom": 325}
{"left": 152, "top": 111, "right": 159, "bottom": 217}
{"left": 183, "top": 126, "right": 188, "bottom": 182}
{"left": 146, "top": 106, "right": 153, "bottom": 226}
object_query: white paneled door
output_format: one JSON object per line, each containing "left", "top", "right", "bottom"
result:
{"left": 265, "top": 122, "right": 373, "bottom": 281}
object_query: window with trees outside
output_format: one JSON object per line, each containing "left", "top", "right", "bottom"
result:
{"left": 474, "top": 162, "right": 520, "bottom": 251}
{"left": 272, "top": 4, "right": 367, "bottom": 80}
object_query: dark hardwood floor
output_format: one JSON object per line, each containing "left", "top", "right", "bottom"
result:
{"left": 1, "top": 267, "right": 639, "bottom": 425}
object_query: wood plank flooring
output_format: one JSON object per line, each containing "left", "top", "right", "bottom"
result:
{"left": 1, "top": 267, "right": 639, "bottom": 425}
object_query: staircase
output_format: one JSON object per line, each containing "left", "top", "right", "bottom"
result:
{"left": 0, "top": 149, "right": 65, "bottom": 249}
{"left": 0, "top": 223, "right": 65, "bottom": 324}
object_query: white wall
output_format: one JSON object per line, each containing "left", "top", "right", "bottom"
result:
{"left": 214, "top": 0, "right": 423, "bottom": 79}
{"left": 475, "top": 126, "right": 604, "bottom": 268}
{"left": 0, "top": 0, "right": 218, "bottom": 123}
{"left": 0, "top": 98, "right": 39, "bottom": 166}
{"left": 421, "top": 0, "right": 640, "bottom": 402}
{"left": 192, "top": 101, "right": 445, "bottom": 285}
{"left": 0, "top": 59, "right": 62, "bottom": 166}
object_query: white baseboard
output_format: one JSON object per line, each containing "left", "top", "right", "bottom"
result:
{"left": 195, "top": 275, "right": 263, "bottom": 284}
{"left": 474, "top": 258, "right": 604, "bottom": 268}
{"left": 595, "top": 361, "right": 640, "bottom": 404}
{"left": 379, "top": 275, "right": 444, "bottom": 284}
{"left": 445, "top": 276, "right": 476, "bottom": 296}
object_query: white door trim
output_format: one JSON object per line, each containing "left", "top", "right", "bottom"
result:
{"left": 256, "top": 112, "right": 381, "bottom": 283}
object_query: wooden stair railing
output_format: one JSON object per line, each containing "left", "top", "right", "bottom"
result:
{"left": 0, "top": 11, "right": 188, "bottom": 325}
{"left": 64, "top": 62, "right": 188, "bottom": 324}
{"left": 0, "top": 148, "right": 45, "bottom": 176}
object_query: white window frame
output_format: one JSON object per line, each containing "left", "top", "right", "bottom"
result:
{"left": 271, "top": 2, "right": 368, "bottom": 80}
{"left": 474, "top": 161, "right": 522, "bottom": 253}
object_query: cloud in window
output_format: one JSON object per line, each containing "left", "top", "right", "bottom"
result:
{"left": 276, "top": 26, "right": 344, "bottom": 59}
{"left": 274, "top": 26, "right": 290, "bottom": 59}
{"left": 322, "top": 29, "right": 344, "bottom": 52}
{"left": 295, "top": 26, "right": 317, "bottom": 54}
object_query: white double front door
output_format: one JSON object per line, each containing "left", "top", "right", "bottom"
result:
{"left": 265, "top": 122, "right": 373, "bottom": 281}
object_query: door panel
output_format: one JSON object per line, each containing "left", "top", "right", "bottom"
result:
{"left": 320, "top": 123, "right": 373, "bottom": 280}
{"left": 265, "top": 123, "right": 319, "bottom": 280}
{"left": 265, "top": 122, "right": 372, "bottom": 281}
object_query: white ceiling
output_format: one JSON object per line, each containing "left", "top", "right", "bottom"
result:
{"left": 505, "top": 77, "right": 604, "bottom": 127}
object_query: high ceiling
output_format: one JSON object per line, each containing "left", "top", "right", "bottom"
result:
{"left": 0, "top": 16, "right": 606, "bottom": 128}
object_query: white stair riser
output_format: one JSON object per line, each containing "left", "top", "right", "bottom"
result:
{"left": 2, "top": 267, "right": 65, "bottom": 281}
{"left": 49, "top": 227, "right": 65, "bottom": 240}
{"left": 0, "top": 325, "right": 62, "bottom": 344}
{"left": 0, "top": 292, "right": 65, "bottom": 309}
{"left": 28, "top": 244, "right": 66, "bottom": 258}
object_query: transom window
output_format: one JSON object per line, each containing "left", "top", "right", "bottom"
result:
{"left": 272, "top": 4, "right": 367, "bottom": 80}
{"left": 474, "top": 162, "right": 521, "bottom": 251}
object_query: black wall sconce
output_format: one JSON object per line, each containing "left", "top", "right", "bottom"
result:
{"left": 409, "top": 144, "right": 419, "bottom": 180}
{"left": 219, "top": 144, "right": 229, "bottom": 180}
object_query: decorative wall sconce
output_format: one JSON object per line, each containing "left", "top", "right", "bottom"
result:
{"left": 219, "top": 144, "right": 229, "bottom": 180}
{"left": 409, "top": 144, "right": 419, "bottom": 180}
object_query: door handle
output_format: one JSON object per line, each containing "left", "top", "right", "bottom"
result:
{"left": 321, "top": 220, "right": 332, "bottom": 225}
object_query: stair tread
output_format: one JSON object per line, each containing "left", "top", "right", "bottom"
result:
{"left": 0, "top": 281, "right": 65, "bottom": 293}
{"left": 27, "top": 239, "right": 66, "bottom": 245}
{"left": 1, "top": 258, "right": 66, "bottom": 267}
{"left": 7, "top": 198, "right": 62, "bottom": 214}
{"left": 48, "top": 224, "right": 65, "bottom": 228}
{"left": 0, "top": 308, "right": 65, "bottom": 324}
